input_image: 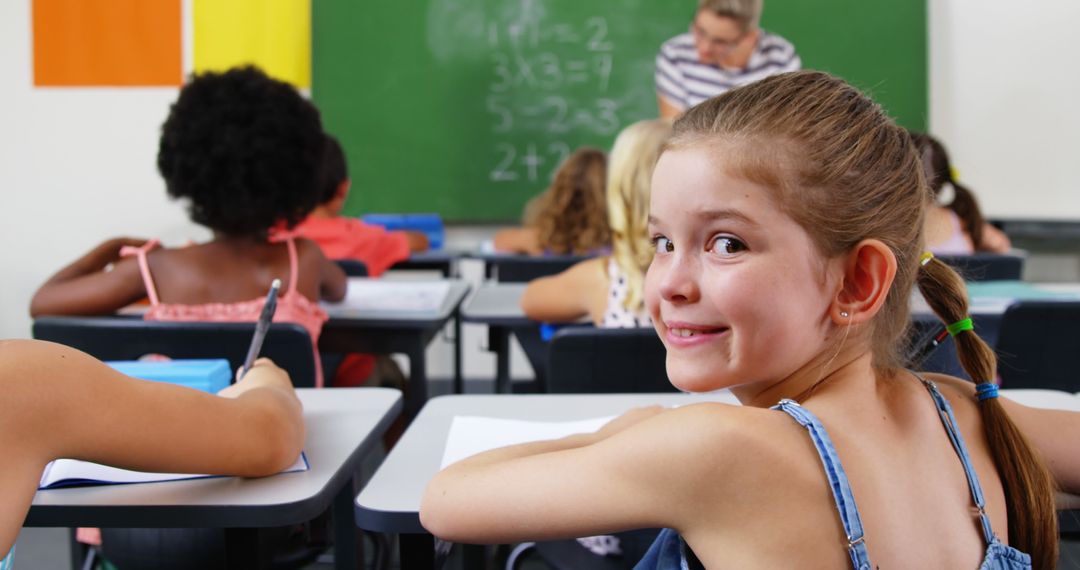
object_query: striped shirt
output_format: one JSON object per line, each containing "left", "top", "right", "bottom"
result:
{"left": 655, "top": 30, "right": 801, "bottom": 111}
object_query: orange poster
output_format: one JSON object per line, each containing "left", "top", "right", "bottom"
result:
{"left": 33, "top": 0, "right": 182, "bottom": 87}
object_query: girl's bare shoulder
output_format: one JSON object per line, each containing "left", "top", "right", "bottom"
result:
{"left": 650, "top": 402, "right": 817, "bottom": 475}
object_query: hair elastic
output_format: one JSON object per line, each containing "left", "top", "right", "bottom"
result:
{"left": 975, "top": 383, "right": 998, "bottom": 401}
{"left": 946, "top": 317, "right": 973, "bottom": 337}
{"left": 920, "top": 251, "right": 934, "bottom": 266}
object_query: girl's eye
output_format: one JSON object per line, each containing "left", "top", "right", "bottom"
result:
{"left": 651, "top": 236, "right": 674, "bottom": 253}
{"left": 709, "top": 236, "right": 747, "bottom": 256}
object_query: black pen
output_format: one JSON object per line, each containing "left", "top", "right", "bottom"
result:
{"left": 240, "top": 278, "right": 281, "bottom": 379}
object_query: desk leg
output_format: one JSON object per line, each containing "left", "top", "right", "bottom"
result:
{"left": 405, "top": 345, "right": 428, "bottom": 420}
{"left": 399, "top": 533, "right": 433, "bottom": 570}
{"left": 453, "top": 310, "right": 464, "bottom": 394}
{"left": 490, "top": 326, "right": 511, "bottom": 394}
{"left": 333, "top": 483, "right": 360, "bottom": 570}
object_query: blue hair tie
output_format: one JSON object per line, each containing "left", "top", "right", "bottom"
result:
{"left": 975, "top": 383, "right": 999, "bottom": 401}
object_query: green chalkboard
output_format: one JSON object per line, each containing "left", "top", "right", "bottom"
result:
{"left": 313, "top": 0, "right": 925, "bottom": 222}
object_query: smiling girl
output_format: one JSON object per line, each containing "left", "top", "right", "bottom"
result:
{"left": 421, "top": 71, "right": 1080, "bottom": 569}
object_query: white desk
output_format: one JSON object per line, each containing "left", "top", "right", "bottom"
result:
{"left": 354, "top": 389, "right": 1080, "bottom": 568}
{"left": 320, "top": 279, "right": 471, "bottom": 417}
{"left": 26, "top": 388, "right": 402, "bottom": 570}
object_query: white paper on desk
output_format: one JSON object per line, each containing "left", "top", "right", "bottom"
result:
{"left": 338, "top": 280, "right": 450, "bottom": 312}
{"left": 441, "top": 416, "right": 614, "bottom": 469}
{"left": 38, "top": 452, "right": 309, "bottom": 490}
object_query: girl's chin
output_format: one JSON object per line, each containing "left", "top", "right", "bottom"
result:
{"left": 666, "top": 363, "right": 738, "bottom": 393}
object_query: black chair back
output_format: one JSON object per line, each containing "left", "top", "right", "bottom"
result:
{"left": 489, "top": 255, "right": 591, "bottom": 283}
{"left": 546, "top": 327, "right": 673, "bottom": 393}
{"left": 995, "top": 301, "right": 1080, "bottom": 392}
{"left": 936, "top": 253, "right": 1024, "bottom": 281}
{"left": 334, "top": 259, "right": 369, "bottom": 277}
{"left": 32, "top": 316, "right": 317, "bottom": 388}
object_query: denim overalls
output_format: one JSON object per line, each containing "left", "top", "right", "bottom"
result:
{"left": 634, "top": 379, "right": 1032, "bottom": 570}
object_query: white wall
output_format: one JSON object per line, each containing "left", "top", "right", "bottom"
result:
{"left": 0, "top": 1, "right": 207, "bottom": 340}
{"left": 929, "top": 0, "right": 1080, "bottom": 220}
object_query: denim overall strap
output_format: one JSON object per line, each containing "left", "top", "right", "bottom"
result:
{"left": 916, "top": 378, "right": 998, "bottom": 546}
{"left": 0, "top": 546, "right": 13, "bottom": 570}
{"left": 773, "top": 400, "right": 872, "bottom": 570}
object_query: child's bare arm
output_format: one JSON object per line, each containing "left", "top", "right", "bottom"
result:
{"left": 0, "top": 340, "right": 306, "bottom": 555}
{"left": 403, "top": 231, "right": 430, "bottom": 252}
{"left": 1001, "top": 397, "right": 1080, "bottom": 495}
{"left": 520, "top": 257, "right": 606, "bottom": 323}
{"left": 303, "top": 239, "right": 346, "bottom": 302}
{"left": 493, "top": 227, "right": 542, "bottom": 255}
{"left": 420, "top": 404, "right": 742, "bottom": 544}
{"left": 29, "top": 238, "right": 150, "bottom": 317}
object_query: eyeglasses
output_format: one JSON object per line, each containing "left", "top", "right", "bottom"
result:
{"left": 690, "top": 22, "right": 746, "bottom": 53}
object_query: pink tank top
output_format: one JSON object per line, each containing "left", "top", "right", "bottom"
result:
{"left": 120, "top": 236, "right": 329, "bottom": 387}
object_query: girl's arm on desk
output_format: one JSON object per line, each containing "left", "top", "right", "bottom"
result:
{"left": 29, "top": 237, "right": 150, "bottom": 317}
{"left": 520, "top": 257, "right": 607, "bottom": 324}
{"left": 421, "top": 403, "right": 749, "bottom": 544}
{"left": 306, "top": 238, "right": 347, "bottom": 302}
{"left": 493, "top": 227, "right": 542, "bottom": 255}
{"left": 1000, "top": 397, "right": 1080, "bottom": 496}
{"left": 0, "top": 340, "right": 305, "bottom": 556}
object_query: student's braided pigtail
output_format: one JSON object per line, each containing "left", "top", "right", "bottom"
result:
{"left": 917, "top": 255, "right": 1057, "bottom": 567}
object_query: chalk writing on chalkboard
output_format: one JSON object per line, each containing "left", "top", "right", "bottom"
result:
{"left": 437, "top": 1, "right": 623, "bottom": 185}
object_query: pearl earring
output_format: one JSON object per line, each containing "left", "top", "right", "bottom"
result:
{"left": 840, "top": 311, "right": 850, "bottom": 318}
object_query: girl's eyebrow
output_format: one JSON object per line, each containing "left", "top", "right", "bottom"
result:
{"left": 648, "top": 209, "right": 757, "bottom": 227}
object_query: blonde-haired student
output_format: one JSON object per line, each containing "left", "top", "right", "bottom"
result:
{"left": 422, "top": 71, "right": 1080, "bottom": 568}
{"left": 519, "top": 119, "right": 672, "bottom": 327}
{"left": 0, "top": 340, "right": 304, "bottom": 565}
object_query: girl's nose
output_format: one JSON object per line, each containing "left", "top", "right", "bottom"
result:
{"left": 657, "top": 254, "right": 700, "bottom": 304}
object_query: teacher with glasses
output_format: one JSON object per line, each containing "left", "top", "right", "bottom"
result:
{"left": 656, "top": 0, "right": 800, "bottom": 118}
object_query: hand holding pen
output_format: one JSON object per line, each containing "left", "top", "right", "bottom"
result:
{"left": 239, "top": 278, "right": 281, "bottom": 380}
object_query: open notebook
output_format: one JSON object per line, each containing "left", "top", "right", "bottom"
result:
{"left": 39, "top": 452, "right": 309, "bottom": 490}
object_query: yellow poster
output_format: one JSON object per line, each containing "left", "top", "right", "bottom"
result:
{"left": 193, "top": 0, "right": 311, "bottom": 88}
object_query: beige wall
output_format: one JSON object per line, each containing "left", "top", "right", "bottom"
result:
{"left": 928, "top": 0, "right": 1080, "bottom": 220}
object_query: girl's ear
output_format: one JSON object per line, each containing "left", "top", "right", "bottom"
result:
{"left": 831, "top": 239, "right": 896, "bottom": 325}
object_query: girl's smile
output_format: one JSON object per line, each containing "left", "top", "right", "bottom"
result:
{"left": 663, "top": 321, "right": 730, "bottom": 347}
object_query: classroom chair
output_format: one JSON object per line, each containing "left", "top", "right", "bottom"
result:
{"left": 936, "top": 253, "right": 1024, "bottom": 281}
{"left": 486, "top": 254, "right": 594, "bottom": 389}
{"left": 995, "top": 301, "right": 1080, "bottom": 392}
{"left": 32, "top": 316, "right": 318, "bottom": 388}
{"left": 487, "top": 254, "right": 591, "bottom": 283}
{"left": 546, "top": 327, "right": 674, "bottom": 394}
{"left": 334, "top": 258, "right": 369, "bottom": 277}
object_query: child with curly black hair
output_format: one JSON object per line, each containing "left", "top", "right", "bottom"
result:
{"left": 31, "top": 66, "right": 346, "bottom": 387}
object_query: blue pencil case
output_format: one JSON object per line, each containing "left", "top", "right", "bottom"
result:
{"left": 361, "top": 213, "right": 445, "bottom": 249}
{"left": 106, "top": 359, "right": 232, "bottom": 394}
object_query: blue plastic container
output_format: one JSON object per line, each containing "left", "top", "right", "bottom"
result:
{"left": 106, "top": 359, "right": 232, "bottom": 394}
{"left": 361, "top": 213, "right": 445, "bottom": 250}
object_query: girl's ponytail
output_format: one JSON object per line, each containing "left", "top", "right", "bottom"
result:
{"left": 917, "top": 255, "right": 1057, "bottom": 568}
